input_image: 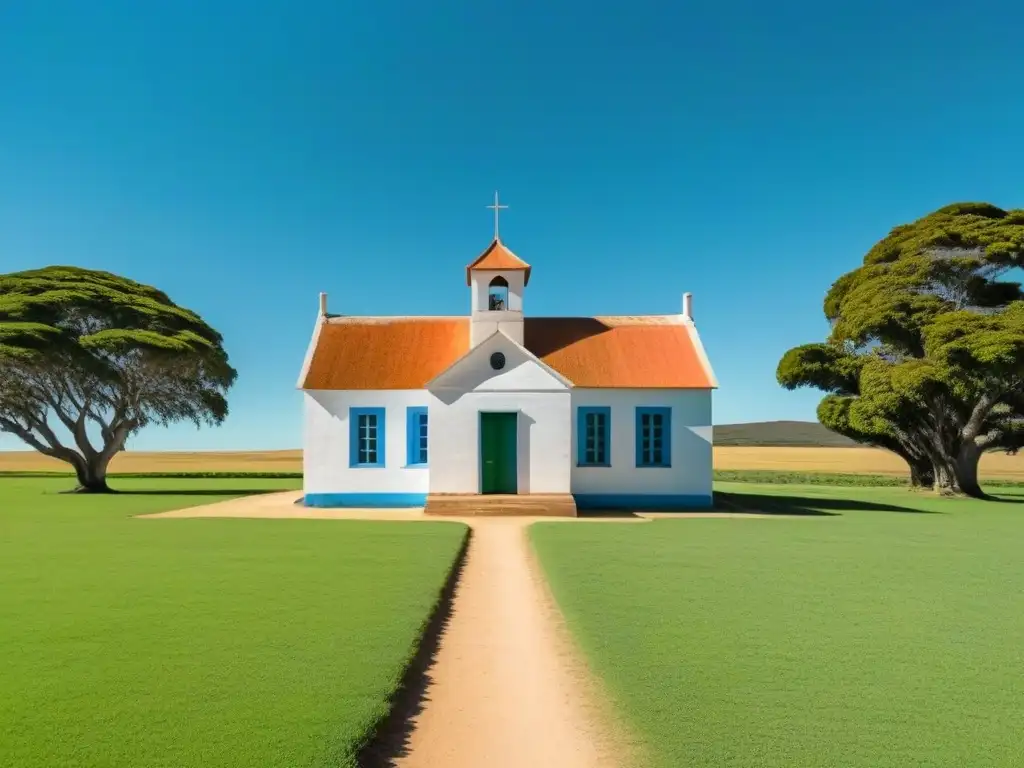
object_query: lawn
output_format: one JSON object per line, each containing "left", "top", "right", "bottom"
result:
{"left": 0, "top": 476, "right": 467, "bottom": 768}
{"left": 531, "top": 482, "right": 1024, "bottom": 768}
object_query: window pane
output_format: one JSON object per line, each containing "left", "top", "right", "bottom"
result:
{"left": 581, "top": 410, "right": 611, "bottom": 465}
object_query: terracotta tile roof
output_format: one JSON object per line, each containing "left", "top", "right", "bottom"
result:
{"left": 301, "top": 317, "right": 469, "bottom": 389}
{"left": 300, "top": 314, "right": 714, "bottom": 390}
{"left": 466, "top": 239, "right": 532, "bottom": 285}
{"left": 524, "top": 316, "right": 715, "bottom": 388}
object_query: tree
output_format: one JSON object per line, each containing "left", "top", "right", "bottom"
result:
{"left": 0, "top": 267, "right": 236, "bottom": 492}
{"left": 777, "top": 203, "right": 1024, "bottom": 497}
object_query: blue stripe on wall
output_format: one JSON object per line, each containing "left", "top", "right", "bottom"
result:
{"left": 303, "top": 493, "right": 427, "bottom": 508}
{"left": 573, "top": 493, "right": 713, "bottom": 510}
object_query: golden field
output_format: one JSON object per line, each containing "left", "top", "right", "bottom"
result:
{"left": 4, "top": 446, "right": 1024, "bottom": 479}
{"left": 0, "top": 450, "right": 303, "bottom": 474}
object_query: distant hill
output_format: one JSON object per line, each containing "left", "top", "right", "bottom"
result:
{"left": 714, "top": 421, "right": 859, "bottom": 448}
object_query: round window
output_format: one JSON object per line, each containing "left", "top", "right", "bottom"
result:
{"left": 490, "top": 352, "right": 506, "bottom": 370}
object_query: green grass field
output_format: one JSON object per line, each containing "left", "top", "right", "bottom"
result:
{"left": 0, "top": 476, "right": 466, "bottom": 768}
{"left": 532, "top": 482, "right": 1024, "bottom": 768}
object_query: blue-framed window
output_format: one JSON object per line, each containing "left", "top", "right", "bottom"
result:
{"left": 577, "top": 406, "right": 611, "bottom": 466}
{"left": 406, "top": 407, "right": 429, "bottom": 466}
{"left": 635, "top": 407, "right": 671, "bottom": 467}
{"left": 349, "top": 407, "right": 385, "bottom": 467}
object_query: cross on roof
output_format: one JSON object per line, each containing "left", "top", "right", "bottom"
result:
{"left": 486, "top": 191, "right": 508, "bottom": 240}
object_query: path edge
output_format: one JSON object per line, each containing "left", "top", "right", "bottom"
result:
{"left": 355, "top": 522, "right": 473, "bottom": 767}
{"left": 524, "top": 522, "right": 652, "bottom": 768}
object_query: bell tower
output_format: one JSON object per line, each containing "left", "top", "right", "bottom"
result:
{"left": 466, "top": 192, "right": 531, "bottom": 348}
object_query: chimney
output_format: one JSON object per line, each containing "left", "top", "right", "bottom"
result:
{"left": 319, "top": 292, "right": 328, "bottom": 317}
{"left": 682, "top": 292, "right": 693, "bottom": 321}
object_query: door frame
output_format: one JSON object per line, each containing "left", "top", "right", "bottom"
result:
{"left": 478, "top": 410, "right": 519, "bottom": 494}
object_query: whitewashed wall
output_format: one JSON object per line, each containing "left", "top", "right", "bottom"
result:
{"left": 303, "top": 390, "right": 430, "bottom": 502}
{"left": 570, "top": 388, "right": 713, "bottom": 504}
{"left": 428, "top": 331, "right": 571, "bottom": 494}
{"left": 470, "top": 311, "right": 524, "bottom": 346}
{"left": 470, "top": 269, "right": 524, "bottom": 312}
{"left": 470, "top": 269, "right": 526, "bottom": 347}
{"left": 303, "top": 340, "right": 713, "bottom": 507}
{"left": 427, "top": 391, "right": 571, "bottom": 493}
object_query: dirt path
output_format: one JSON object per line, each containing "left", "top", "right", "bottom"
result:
{"left": 384, "top": 518, "right": 629, "bottom": 768}
{"left": 144, "top": 495, "right": 634, "bottom": 766}
{"left": 144, "top": 493, "right": 805, "bottom": 765}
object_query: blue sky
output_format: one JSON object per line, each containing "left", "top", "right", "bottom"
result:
{"left": 2, "top": 0, "right": 1024, "bottom": 451}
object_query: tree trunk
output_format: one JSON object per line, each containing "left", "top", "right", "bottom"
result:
{"left": 890, "top": 444, "right": 935, "bottom": 489}
{"left": 908, "top": 458, "right": 935, "bottom": 489}
{"left": 72, "top": 455, "right": 114, "bottom": 493}
{"left": 953, "top": 446, "right": 983, "bottom": 498}
{"left": 932, "top": 445, "right": 984, "bottom": 498}
{"left": 932, "top": 460, "right": 960, "bottom": 496}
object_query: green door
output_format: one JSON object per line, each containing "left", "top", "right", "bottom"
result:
{"left": 480, "top": 412, "right": 518, "bottom": 494}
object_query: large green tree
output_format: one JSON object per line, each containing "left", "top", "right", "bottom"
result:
{"left": 777, "top": 203, "right": 1024, "bottom": 497}
{"left": 0, "top": 267, "right": 236, "bottom": 492}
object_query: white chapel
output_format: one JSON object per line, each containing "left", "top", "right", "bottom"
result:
{"left": 297, "top": 199, "right": 717, "bottom": 514}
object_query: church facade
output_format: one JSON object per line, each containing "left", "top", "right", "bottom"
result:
{"left": 297, "top": 231, "right": 717, "bottom": 511}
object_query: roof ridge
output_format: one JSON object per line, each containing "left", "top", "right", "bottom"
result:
{"left": 526, "top": 314, "right": 688, "bottom": 325}
{"left": 526, "top": 314, "right": 683, "bottom": 318}
{"left": 326, "top": 315, "right": 467, "bottom": 323}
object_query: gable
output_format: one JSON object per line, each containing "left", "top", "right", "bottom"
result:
{"left": 427, "top": 331, "right": 570, "bottom": 393}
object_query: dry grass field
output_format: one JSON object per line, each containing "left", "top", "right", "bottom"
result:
{"left": 4, "top": 446, "right": 1024, "bottom": 479}
{"left": 716, "top": 446, "right": 1024, "bottom": 478}
{"left": 0, "top": 450, "right": 303, "bottom": 474}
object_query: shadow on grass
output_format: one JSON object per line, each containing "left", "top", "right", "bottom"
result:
{"left": 716, "top": 491, "right": 939, "bottom": 515}
{"left": 576, "top": 510, "right": 645, "bottom": 519}
{"left": 0, "top": 472, "right": 76, "bottom": 478}
{"left": 357, "top": 527, "right": 471, "bottom": 767}
{"left": 110, "top": 488, "right": 288, "bottom": 496}
{"left": 978, "top": 492, "right": 1024, "bottom": 504}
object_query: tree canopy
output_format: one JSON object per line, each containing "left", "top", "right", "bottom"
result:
{"left": 0, "top": 266, "right": 236, "bottom": 491}
{"left": 777, "top": 203, "right": 1024, "bottom": 496}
